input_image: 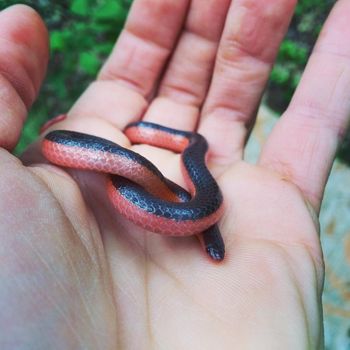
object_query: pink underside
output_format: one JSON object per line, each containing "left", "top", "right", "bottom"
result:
{"left": 125, "top": 126, "right": 189, "bottom": 153}
{"left": 126, "top": 126, "right": 196, "bottom": 196}
{"left": 42, "top": 127, "right": 223, "bottom": 236}
{"left": 107, "top": 179, "right": 224, "bottom": 236}
{"left": 42, "top": 139, "right": 179, "bottom": 201}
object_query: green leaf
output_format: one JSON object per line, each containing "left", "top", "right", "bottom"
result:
{"left": 95, "top": 1, "right": 126, "bottom": 21}
{"left": 270, "top": 65, "right": 290, "bottom": 85}
{"left": 50, "top": 31, "right": 66, "bottom": 51}
{"left": 79, "top": 52, "right": 100, "bottom": 75}
{"left": 279, "top": 40, "right": 308, "bottom": 64}
{"left": 70, "top": 0, "right": 89, "bottom": 17}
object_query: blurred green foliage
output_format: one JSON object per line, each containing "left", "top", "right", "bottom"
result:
{"left": 1, "top": 0, "right": 348, "bottom": 164}
{"left": 267, "top": 0, "right": 335, "bottom": 111}
{"left": 267, "top": 0, "right": 350, "bottom": 164}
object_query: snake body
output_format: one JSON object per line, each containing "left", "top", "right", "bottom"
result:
{"left": 42, "top": 121, "right": 225, "bottom": 261}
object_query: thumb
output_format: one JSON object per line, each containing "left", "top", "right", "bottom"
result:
{"left": 0, "top": 5, "right": 48, "bottom": 150}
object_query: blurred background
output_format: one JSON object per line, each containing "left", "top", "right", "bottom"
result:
{"left": 1, "top": 1, "right": 349, "bottom": 349}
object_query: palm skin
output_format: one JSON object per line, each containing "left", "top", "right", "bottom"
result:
{"left": 1, "top": 148, "right": 323, "bottom": 349}
{"left": 1, "top": 1, "right": 349, "bottom": 349}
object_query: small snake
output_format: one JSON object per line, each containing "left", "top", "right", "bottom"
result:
{"left": 41, "top": 120, "right": 225, "bottom": 261}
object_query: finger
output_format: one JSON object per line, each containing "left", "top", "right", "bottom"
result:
{"left": 99, "top": 0, "right": 190, "bottom": 97}
{"left": 0, "top": 5, "right": 48, "bottom": 150}
{"left": 260, "top": 0, "right": 350, "bottom": 212}
{"left": 198, "top": 0, "right": 296, "bottom": 167}
{"left": 63, "top": 0, "right": 190, "bottom": 136}
{"left": 143, "top": 0, "right": 231, "bottom": 131}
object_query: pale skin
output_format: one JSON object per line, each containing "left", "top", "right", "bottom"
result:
{"left": 0, "top": 0, "right": 349, "bottom": 349}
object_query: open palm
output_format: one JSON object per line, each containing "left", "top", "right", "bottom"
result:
{"left": 1, "top": 1, "right": 349, "bottom": 349}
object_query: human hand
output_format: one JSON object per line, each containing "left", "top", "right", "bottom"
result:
{"left": 1, "top": 1, "right": 349, "bottom": 349}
